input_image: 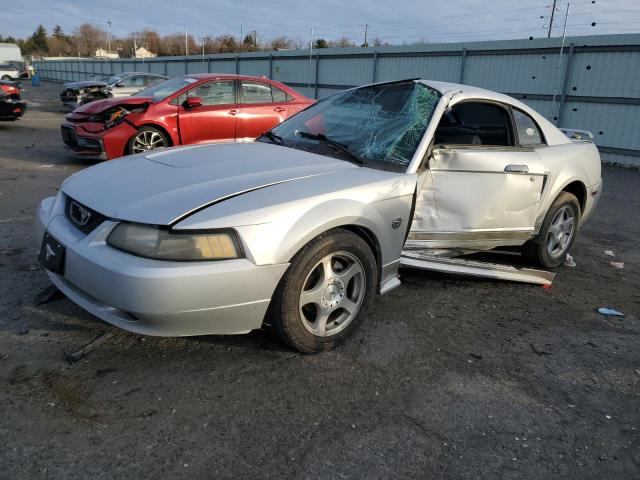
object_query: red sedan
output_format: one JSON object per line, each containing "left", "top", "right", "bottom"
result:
{"left": 60, "top": 74, "right": 313, "bottom": 160}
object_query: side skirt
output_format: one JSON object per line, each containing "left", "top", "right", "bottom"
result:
{"left": 399, "top": 250, "right": 555, "bottom": 285}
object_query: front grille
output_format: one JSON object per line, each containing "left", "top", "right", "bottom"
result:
{"left": 61, "top": 125, "right": 78, "bottom": 147}
{"left": 65, "top": 197, "right": 107, "bottom": 234}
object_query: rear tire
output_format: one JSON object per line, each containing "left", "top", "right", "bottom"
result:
{"left": 126, "top": 126, "right": 169, "bottom": 155}
{"left": 522, "top": 191, "right": 581, "bottom": 268}
{"left": 1, "top": 75, "right": 11, "bottom": 81}
{"left": 271, "top": 229, "right": 377, "bottom": 353}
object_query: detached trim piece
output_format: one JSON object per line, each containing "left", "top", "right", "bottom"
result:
{"left": 400, "top": 251, "right": 555, "bottom": 285}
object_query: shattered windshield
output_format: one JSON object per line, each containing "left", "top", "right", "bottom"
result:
{"left": 270, "top": 81, "right": 441, "bottom": 171}
{"left": 133, "top": 76, "right": 198, "bottom": 102}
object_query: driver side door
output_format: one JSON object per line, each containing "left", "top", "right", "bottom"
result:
{"left": 408, "top": 100, "right": 546, "bottom": 251}
{"left": 177, "top": 79, "right": 238, "bottom": 145}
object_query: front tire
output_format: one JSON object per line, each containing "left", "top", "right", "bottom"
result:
{"left": 522, "top": 191, "right": 581, "bottom": 268}
{"left": 126, "top": 126, "right": 169, "bottom": 155}
{"left": 271, "top": 229, "right": 377, "bottom": 353}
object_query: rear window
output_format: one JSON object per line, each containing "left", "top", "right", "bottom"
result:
{"left": 513, "top": 109, "right": 544, "bottom": 146}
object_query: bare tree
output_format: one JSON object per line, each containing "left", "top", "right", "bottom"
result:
{"left": 72, "top": 23, "right": 107, "bottom": 56}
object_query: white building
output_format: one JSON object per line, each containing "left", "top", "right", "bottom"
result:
{"left": 135, "top": 47, "right": 157, "bottom": 59}
{"left": 95, "top": 48, "right": 119, "bottom": 59}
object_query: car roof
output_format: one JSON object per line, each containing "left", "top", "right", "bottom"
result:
{"left": 416, "top": 79, "right": 569, "bottom": 145}
{"left": 183, "top": 73, "right": 273, "bottom": 81}
{"left": 118, "top": 72, "right": 166, "bottom": 76}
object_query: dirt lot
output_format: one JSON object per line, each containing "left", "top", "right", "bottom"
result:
{"left": 0, "top": 82, "right": 638, "bottom": 480}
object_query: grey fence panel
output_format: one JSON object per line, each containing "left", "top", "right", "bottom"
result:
{"left": 34, "top": 33, "right": 640, "bottom": 166}
{"left": 376, "top": 55, "right": 460, "bottom": 83}
{"left": 149, "top": 61, "right": 166, "bottom": 75}
{"left": 318, "top": 57, "right": 372, "bottom": 86}
{"left": 187, "top": 61, "right": 209, "bottom": 74}
{"left": 164, "top": 61, "right": 183, "bottom": 77}
{"left": 567, "top": 51, "right": 640, "bottom": 98}
{"left": 271, "top": 58, "right": 311, "bottom": 83}
{"left": 238, "top": 59, "right": 270, "bottom": 77}
{"left": 209, "top": 59, "right": 237, "bottom": 74}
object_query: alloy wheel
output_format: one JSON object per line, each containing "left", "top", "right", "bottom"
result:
{"left": 546, "top": 205, "right": 576, "bottom": 258}
{"left": 131, "top": 131, "right": 166, "bottom": 153}
{"left": 299, "top": 251, "right": 366, "bottom": 337}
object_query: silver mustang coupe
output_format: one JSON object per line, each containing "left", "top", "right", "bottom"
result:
{"left": 35, "top": 79, "right": 602, "bottom": 352}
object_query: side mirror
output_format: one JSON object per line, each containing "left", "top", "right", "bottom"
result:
{"left": 183, "top": 96, "right": 203, "bottom": 109}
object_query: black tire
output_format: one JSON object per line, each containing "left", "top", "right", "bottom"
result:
{"left": 126, "top": 126, "right": 170, "bottom": 155}
{"left": 522, "top": 191, "right": 581, "bottom": 268}
{"left": 1, "top": 75, "right": 11, "bottom": 81}
{"left": 271, "top": 229, "right": 377, "bottom": 353}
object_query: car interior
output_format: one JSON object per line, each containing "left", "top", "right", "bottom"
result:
{"left": 434, "top": 102, "right": 513, "bottom": 147}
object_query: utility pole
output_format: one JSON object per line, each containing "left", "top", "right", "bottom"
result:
{"left": 107, "top": 20, "right": 112, "bottom": 54}
{"left": 358, "top": 23, "right": 369, "bottom": 46}
{"left": 185, "top": 27, "right": 188, "bottom": 57}
{"left": 240, "top": 24, "right": 243, "bottom": 51}
{"left": 548, "top": 0, "right": 558, "bottom": 38}
{"left": 551, "top": 3, "right": 571, "bottom": 124}
{"left": 308, "top": 28, "right": 314, "bottom": 89}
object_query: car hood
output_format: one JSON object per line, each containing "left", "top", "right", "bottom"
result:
{"left": 63, "top": 80, "right": 108, "bottom": 90}
{"left": 62, "top": 142, "right": 356, "bottom": 225}
{"left": 72, "top": 96, "right": 152, "bottom": 115}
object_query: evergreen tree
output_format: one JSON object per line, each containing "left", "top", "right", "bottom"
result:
{"left": 31, "top": 25, "right": 49, "bottom": 53}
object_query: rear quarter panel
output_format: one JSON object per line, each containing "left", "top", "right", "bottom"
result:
{"left": 535, "top": 141, "right": 601, "bottom": 229}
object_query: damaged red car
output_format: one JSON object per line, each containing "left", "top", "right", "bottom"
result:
{"left": 60, "top": 74, "right": 313, "bottom": 160}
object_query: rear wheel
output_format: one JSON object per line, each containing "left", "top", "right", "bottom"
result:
{"left": 1, "top": 75, "right": 11, "bottom": 81}
{"left": 271, "top": 229, "right": 377, "bottom": 353}
{"left": 522, "top": 191, "right": 581, "bottom": 268}
{"left": 127, "top": 126, "right": 169, "bottom": 155}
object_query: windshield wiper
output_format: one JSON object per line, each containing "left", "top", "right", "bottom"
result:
{"left": 297, "top": 131, "right": 365, "bottom": 165}
{"left": 261, "top": 131, "right": 285, "bottom": 146}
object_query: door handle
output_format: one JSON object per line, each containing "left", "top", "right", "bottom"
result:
{"left": 274, "top": 107, "right": 286, "bottom": 113}
{"left": 228, "top": 109, "right": 237, "bottom": 116}
{"left": 504, "top": 164, "right": 529, "bottom": 173}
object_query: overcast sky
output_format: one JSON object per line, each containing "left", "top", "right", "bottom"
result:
{"left": 2, "top": 0, "right": 639, "bottom": 45}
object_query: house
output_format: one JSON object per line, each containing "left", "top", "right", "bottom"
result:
{"left": 135, "top": 47, "right": 157, "bottom": 59}
{"left": 95, "top": 48, "right": 119, "bottom": 59}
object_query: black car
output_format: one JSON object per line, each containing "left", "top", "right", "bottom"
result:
{"left": 0, "top": 80, "right": 26, "bottom": 120}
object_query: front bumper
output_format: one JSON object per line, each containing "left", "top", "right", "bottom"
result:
{"left": 61, "top": 121, "right": 136, "bottom": 160}
{"left": 35, "top": 198, "right": 289, "bottom": 336}
{"left": 0, "top": 98, "right": 26, "bottom": 119}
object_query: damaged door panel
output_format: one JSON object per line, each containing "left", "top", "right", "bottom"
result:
{"left": 407, "top": 147, "right": 545, "bottom": 251}
{"left": 400, "top": 97, "right": 554, "bottom": 284}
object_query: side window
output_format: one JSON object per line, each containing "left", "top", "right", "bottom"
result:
{"left": 513, "top": 109, "right": 544, "bottom": 146}
{"left": 144, "top": 75, "right": 163, "bottom": 87}
{"left": 120, "top": 75, "right": 145, "bottom": 87}
{"left": 187, "top": 80, "right": 235, "bottom": 106}
{"left": 271, "top": 85, "right": 293, "bottom": 102}
{"left": 434, "top": 102, "right": 513, "bottom": 147}
{"left": 242, "top": 81, "right": 273, "bottom": 104}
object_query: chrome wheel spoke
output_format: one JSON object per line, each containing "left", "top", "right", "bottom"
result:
{"left": 300, "top": 284, "right": 324, "bottom": 307}
{"left": 341, "top": 298, "right": 359, "bottom": 316}
{"left": 298, "top": 251, "right": 366, "bottom": 338}
{"left": 311, "top": 308, "right": 331, "bottom": 336}
{"left": 546, "top": 205, "right": 576, "bottom": 258}
{"left": 334, "top": 263, "right": 358, "bottom": 283}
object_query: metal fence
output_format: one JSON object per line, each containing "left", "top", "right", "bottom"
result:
{"left": 35, "top": 33, "right": 640, "bottom": 166}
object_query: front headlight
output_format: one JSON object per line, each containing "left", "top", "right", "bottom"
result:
{"left": 106, "top": 223, "right": 242, "bottom": 261}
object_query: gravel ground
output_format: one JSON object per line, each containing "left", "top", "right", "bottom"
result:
{"left": 0, "top": 82, "right": 638, "bottom": 480}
